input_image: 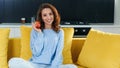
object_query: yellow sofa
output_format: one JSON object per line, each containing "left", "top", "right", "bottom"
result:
{"left": 7, "top": 38, "right": 86, "bottom": 67}
{"left": 7, "top": 28, "right": 120, "bottom": 68}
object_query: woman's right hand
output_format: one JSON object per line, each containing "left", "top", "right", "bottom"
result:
{"left": 32, "top": 23, "right": 41, "bottom": 32}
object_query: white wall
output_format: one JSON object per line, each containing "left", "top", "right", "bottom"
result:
{"left": 114, "top": 0, "right": 120, "bottom": 25}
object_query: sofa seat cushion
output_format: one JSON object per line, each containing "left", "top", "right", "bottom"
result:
{"left": 77, "top": 29, "right": 120, "bottom": 68}
{"left": 0, "top": 28, "right": 10, "bottom": 68}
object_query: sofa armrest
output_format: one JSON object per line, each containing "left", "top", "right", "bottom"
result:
{"left": 71, "top": 38, "right": 86, "bottom": 63}
{"left": 8, "top": 38, "right": 21, "bottom": 61}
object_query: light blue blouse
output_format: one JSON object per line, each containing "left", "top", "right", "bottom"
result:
{"left": 29, "top": 28, "right": 64, "bottom": 67}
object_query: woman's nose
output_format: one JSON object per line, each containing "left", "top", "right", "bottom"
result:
{"left": 47, "top": 15, "right": 51, "bottom": 19}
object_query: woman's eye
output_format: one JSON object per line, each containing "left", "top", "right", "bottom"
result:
{"left": 43, "top": 14, "right": 47, "bottom": 17}
{"left": 49, "top": 13, "right": 53, "bottom": 15}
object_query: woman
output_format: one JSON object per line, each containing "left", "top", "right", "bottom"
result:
{"left": 8, "top": 3, "right": 77, "bottom": 68}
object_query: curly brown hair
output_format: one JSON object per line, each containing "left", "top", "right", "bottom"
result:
{"left": 36, "top": 3, "right": 61, "bottom": 32}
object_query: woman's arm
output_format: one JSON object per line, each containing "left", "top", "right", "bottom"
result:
{"left": 51, "top": 29, "right": 64, "bottom": 67}
{"left": 30, "top": 29, "right": 44, "bottom": 56}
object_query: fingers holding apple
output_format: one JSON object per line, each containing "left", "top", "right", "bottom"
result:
{"left": 32, "top": 21, "right": 41, "bottom": 32}
{"left": 35, "top": 21, "right": 41, "bottom": 29}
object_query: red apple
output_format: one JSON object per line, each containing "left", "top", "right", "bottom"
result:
{"left": 35, "top": 21, "right": 41, "bottom": 29}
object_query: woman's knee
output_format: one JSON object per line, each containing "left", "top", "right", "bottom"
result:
{"left": 8, "top": 58, "right": 26, "bottom": 67}
{"left": 9, "top": 58, "right": 24, "bottom": 64}
{"left": 8, "top": 58, "right": 34, "bottom": 68}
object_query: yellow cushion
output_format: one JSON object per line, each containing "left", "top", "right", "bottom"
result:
{"left": 62, "top": 28, "right": 74, "bottom": 64}
{"left": 20, "top": 26, "right": 32, "bottom": 60}
{"left": 77, "top": 29, "right": 120, "bottom": 68}
{"left": 8, "top": 38, "right": 21, "bottom": 60}
{"left": 0, "top": 28, "right": 10, "bottom": 68}
{"left": 20, "top": 26, "right": 74, "bottom": 64}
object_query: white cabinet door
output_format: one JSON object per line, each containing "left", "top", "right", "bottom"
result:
{"left": 9, "top": 28, "right": 15, "bottom": 38}
{"left": 13, "top": 28, "right": 21, "bottom": 37}
{"left": 9, "top": 27, "right": 20, "bottom": 38}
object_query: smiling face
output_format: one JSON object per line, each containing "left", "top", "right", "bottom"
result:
{"left": 41, "top": 8, "right": 54, "bottom": 28}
